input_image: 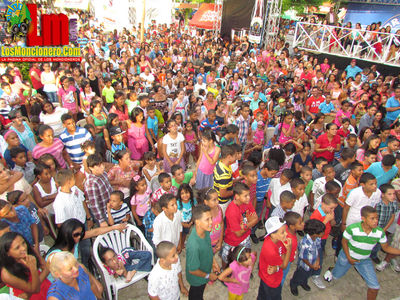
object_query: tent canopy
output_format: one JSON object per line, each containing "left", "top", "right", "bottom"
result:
{"left": 189, "top": 3, "right": 221, "bottom": 30}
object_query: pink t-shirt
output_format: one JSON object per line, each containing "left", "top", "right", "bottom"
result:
{"left": 32, "top": 138, "right": 66, "bottom": 168}
{"left": 198, "top": 146, "right": 216, "bottom": 175}
{"left": 278, "top": 122, "right": 293, "bottom": 144}
{"left": 226, "top": 253, "right": 256, "bottom": 295}
{"left": 210, "top": 206, "right": 223, "bottom": 249}
{"left": 58, "top": 86, "right": 77, "bottom": 112}
{"left": 130, "top": 188, "right": 151, "bottom": 216}
{"left": 334, "top": 109, "right": 352, "bottom": 127}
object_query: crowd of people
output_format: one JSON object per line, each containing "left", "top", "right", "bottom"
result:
{"left": 0, "top": 7, "right": 400, "bottom": 300}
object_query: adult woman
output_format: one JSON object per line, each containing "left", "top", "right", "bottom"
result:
{"left": 47, "top": 251, "right": 101, "bottom": 300}
{"left": 204, "top": 92, "right": 218, "bottom": 111}
{"left": 87, "top": 67, "right": 102, "bottom": 98}
{"left": 139, "top": 55, "right": 152, "bottom": 73}
{"left": 313, "top": 123, "right": 341, "bottom": 163}
{"left": 372, "top": 111, "right": 385, "bottom": 134}
{"left": 356, "top": 134, "right": 381, "bottom": 162}
{"left": 32, "top": 125, "right": 72, "bottom": 169}
{"left": 128, "top": 107, "right": 151, "bottom": 159}
{"left": 308, "top": 113, "right": 325, "bottom": 141}
{"left": 39, "top": 100, "right": 69, "bottom": 137}
{"left": 109, "top": 92, "right": 130, "bottom": 131}
{"left": 107, "top": 150, "right": 138, "bottom": 200}
{"left": 40, "top": 63, "right": 57, "bottom": 103}
{"left": 0, "top": 232, "right": 50, "bottom": 299}
{"left": 8, "top": 109, "right": 37, "bottom": 151}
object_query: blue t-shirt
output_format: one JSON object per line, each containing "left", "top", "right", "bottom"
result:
{"left": 366, "top": 162, "right": 398, "bottom": 187}
{"left": 256, "top": 171, "right": 272, "bottom": 203}
{"left": 386, "top": 96, "right": 400, "bottom": 121}
{"left": 147, "top": 116, "right": 158, "bottom": 138}
{"left": 178, "top": 199, "right": 198, "bottom": 223}
{"left": 318, "top": 102, "right": 335, "bottom": 114}
{"left": 2, "top": 206, "right": 35, "bottom": 245}
{"left": 345, "top": 65, "right": 362, "bottom": 79}
{"left": 4, "top": 144, "right": 28, "bottom": 169}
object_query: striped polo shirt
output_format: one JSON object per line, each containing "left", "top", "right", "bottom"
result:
{"left": 213, "top": 160, "right": 233, "bottom": 204}
{"left": 59, "top": 127, "right": 92, "bottom": 164}
{"left": 343, "top": 222, "right": 387, "bottom": 260}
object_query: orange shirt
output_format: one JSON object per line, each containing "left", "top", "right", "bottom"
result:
{"left": 338, "top": 174, "right": 359, "bottom": 207}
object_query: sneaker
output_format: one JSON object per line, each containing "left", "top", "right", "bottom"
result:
{"left": 290, "top": 285, "right": 299, "bottom": 296}
{"left": 311, "top": 275, "right": 326, "bottom": 289}
{"left": 250, "top": 234, "right": 259, "bottom": 244}
{"left": 300, "top": 283, "right": 311, "bottom": 291}
{"left": 371, "top": 256, "right": 381, "bottom": 264}
{"left": 376, "top": 260, "right": 389, "bottom": 272}
{"left": 323, "top": 269, "right": 333, "bottom": 282}
{"left": 390, "top": 259, "right": 400, "bottom": 272}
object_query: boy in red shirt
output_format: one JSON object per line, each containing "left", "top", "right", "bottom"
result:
{"left": 241, "top": 163, "right": 258, "bottom": 209}
{"left": 257, "top": 216, "right": 292, "bottom": 299}
{"left": 282, "top": 211, "right": 304, "bottom": 286}
{"left": 310, "top": 193, "right": 338, "bottom": 289}
{"left": 221, "top": 182, "right": 258, "bottom": 268}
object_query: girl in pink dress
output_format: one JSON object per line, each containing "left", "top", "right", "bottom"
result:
{"left": 203, "top": 189, "right": 224, "bottom": 254}
{"left": 127, "top": 107, "right": 150, "bottom": 160}
{"left": 58, "top": 76, "right": 78, "bottom": 118}
{"left": 278, "top": 112, "right": 295, "bottom": 145}
{"left": 184, "top": 121, "right": 198, "bottom": 164}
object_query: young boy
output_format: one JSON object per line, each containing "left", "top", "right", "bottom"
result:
{"left": 109, "top": 126, "right": 127, "bottom": 164}
{"left": 146, "top": 105, "right": 159, "bottom": 146}
{"left": 143, "top": 201, "right": 162, "bottom": 246}
{"left": 318, "top": 94, "right": 335, "bottom": 116}
{"left": 282, "top": 212, "right": 304, "bottom": 285}
{"left": 186, "top": 205, "right": 221, "bottom": 299}
{"left": 372, "top": 184, "right": 398, "bottom": 266}
{"left": 338, "top": 161, "right": 363, "bottom": 208}
{"left": 290, "top": 219, "right": 325, "bottom": 296}
{"left": 257, "top": 216, "right": 292, "bottom": 299}
{"left": 312, "top": 164, "right": 342, "bottom": 205}
{"left": 362, "top": 150, "right": 377, "bottom": 170}
{"left": 310, "top": 194, "right": 338, "bottom": 288}
{"left": 253, "top": 159, "right": 279, "bottom": 242}
{"left": 222, "top": 182, "right": 258, "bottom": 268}
{"left": 235, "top": 104, "right": 252, "bottom": 149}
{"left": 231, "top": 143, "right": 244, "bottom": 180}
{"left": 10, "top": 147, "right": 35, "bottom": 184}
{"left": 106, "top": 190, "right": 131, "bottom": 225}
{"left": 199, "top": 109, "right": 220, "bottom": 134}
{"left": 171, "top": 164, "right": 195, "bottom": 189}
{"left": 213, "top": 145, "right": 236, "bottom": 214}
{"left": 346, "top": 133, "right": 358, "bottom": 151}
{"left": 271, "top": 190, "right": 296, "bottom": 218}
{"left": 313, "top": 180, "right": 341, "bottom": 211}
{"left": 148, "top": 241, "right": 188, "bottom": 300}
{"left": 312, "top": 157, "right": 328, "bottom": 181}
{"left": 102, "top": 78, "right": 116, "bottom": 109}
{"left": 334, "top": 148, "right": 356, "bottom": 185}
{"left": 366, "top": 154, "right": 398, "bottom": 187}
{"left": 152, "top": 194, "right": 182, "bottom": 251}
{"left": 324, "top": 206, "right": 400, "bottom": 300}
{"left": 268, "top": 169, "right": 294, "bottom": 216}
{"left": 0, "top": 82, "right": 20, "bottom": 109}
{"left": 242, "top": 163, "right": 258, "bottom": 212}
{"left": 220, "top": 124, "right": 239, "bottom": 146}
{"left": 301, "top": 166, "right": 314, "bottom": 203}
{"left": 290, "top": 178, "right": 309, "bottom": 217}
{"left": 151, "top": 173, "right": 178, "bottom": 203}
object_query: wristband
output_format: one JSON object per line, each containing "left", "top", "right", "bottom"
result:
{"left": 205, "top": 273, "right": 210, "bottom": 279}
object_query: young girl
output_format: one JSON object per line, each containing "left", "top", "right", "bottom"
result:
{"left": 291, "top": 142, "right": 312, "bottom": 178}
{"left": 142, "top": 151, "right": 162, "bottom": 186}
{"left": 130, "top": 175, "right": 151, "bottom": 233}
{"left": 32, "top": 163, "right": 57, "bottom": 215}
{"left": 218, "top": 246, "right": 257, "bottom": 299}
{"left": 128, "top": 107, "right": 150, "bottom": 160}
{"left": 177, "top": 184, "right": 196, "bottom": 250}
{"left": 79, "top": 80, "right": 96, "bottom": 116}
{"left": 172, "top": 112, "right": 184, "bottom": 133}
{"left": 194, "top": 128, "right": 220, "bottom": 191}
{"left": 58, "top": 76, "right": 78, "bottom": 120}
{"left": 334, "top": 100, "right": 353, "bottom": 128}
{"left": 183, "top": 121, "right": 198, "bottom": 165}
{"left": 38, "top": 153, "right": 59, "bottom": 178}
{"left": 253, "top": 121, "right": 265, "bottom": 147}
{"left": 278, "top": 111, "right": 296, "bottom": 145}
{"left": 203, "top": 189, "right": 224, "bottom": 253}
{"left": 162, "top": 119, "right": 185, "bottom": 173}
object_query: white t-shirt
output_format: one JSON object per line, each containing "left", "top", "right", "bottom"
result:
{"left": 292, "top": 193, "right": 309, "bottom": 217}
{"left": 0, "top": 177, "right": 32, "bottom": 201}
{"left": 152, "top": 211, "right": 182, "bottom": 247}
{"left": 40, "top": 107, "right": 69, "bottom": 136}
{"left": 162, "top": 133, "right": 185, "bottom": 158}
{"left": 53, "top": 186, "right": 86, "bottom": 224}
{"left": 148, "top": 259, "right": 182, "bottom": 300}
{"left": 345, "top": 186, "right": 381, "bottom": 226}
{"left": 140, "top": 72, "right": 155, "bottom": 88}
{"left": 312, "top": 177, "right": 342, "bottom": 201}
{"left": 40, "top": 71, "right": 57, "bottom": 92}
{"left": 268, "top": 178, "right": 291, "bottom": 207}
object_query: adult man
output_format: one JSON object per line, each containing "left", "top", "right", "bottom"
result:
{"left": 306, "top": 87, "right": 324, "bottom": 121}
{"left": 345, "top": 59, "right": 363, "bottom": 79}
{"left": 385, "top": 87, "right": 400, "bottom": 124}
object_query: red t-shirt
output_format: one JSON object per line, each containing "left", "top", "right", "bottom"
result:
{"left": 258, "top": 236, "right": 286, "bottom": 288}
{"left": 29, "top": 67, "right": 43, "bottom": 90}
{"left": 306, "top": 96, "right": 324, "bottom": 114}
{"left": 286, "top": 228, "right": 298, "bottom": 262}
{"left": 337, "top": 128, "right": 349, "bottom": 138}
{"left": 313, "top": 133, "right": 341, "bottom": 162}
{"left": 224, "top": 201, "right": 256, "bottom": 246}
{"left": 310, "top": 206, "right": 331, "bottom": 239}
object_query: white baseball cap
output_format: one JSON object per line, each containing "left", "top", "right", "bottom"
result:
{"left": 265, "top": 216, "right": 286, "bottom": 236}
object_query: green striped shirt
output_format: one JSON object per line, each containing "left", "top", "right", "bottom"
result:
{"left": 343, "top": 222, "right": 387, "bottom": 260}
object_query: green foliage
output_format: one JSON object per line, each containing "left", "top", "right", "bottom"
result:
{"left": 14, "top": 62, "right": 31, "bottom": 83}
{"left": 282, "top": 0, "right": 326, "bottom": 14}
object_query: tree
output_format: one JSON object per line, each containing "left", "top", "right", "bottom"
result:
{"left": 282, "top": 0, "right": 325, "bottom": 14}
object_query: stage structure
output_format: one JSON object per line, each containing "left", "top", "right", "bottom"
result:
{"left": 212, "top": 0, "right": 223, "bottom": 40}
{"left": 263, "top": 0, "right": 282, "bottom": 48}
{"left": 293, "top": 22, "right": 400, "bottom": 67}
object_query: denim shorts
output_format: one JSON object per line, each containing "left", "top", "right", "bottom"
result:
{"left": 332, "top": 250, "right": 380, "bottom": 289}
{"left": 221, "top": 236, "right": 251, "bottom": 263}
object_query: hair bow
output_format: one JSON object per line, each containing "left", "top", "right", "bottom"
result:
{"left": 133, "top": 175, "right": 141, "bottom": 182}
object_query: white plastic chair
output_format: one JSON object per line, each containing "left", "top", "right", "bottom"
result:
{"left": 93, "top": 224, "right": 154, "bottom": 300}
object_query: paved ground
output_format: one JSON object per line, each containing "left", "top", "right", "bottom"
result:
{"left": 118, "top": 226, "right": 400, "bottom": 300}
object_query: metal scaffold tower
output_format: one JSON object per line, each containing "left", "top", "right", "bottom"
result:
{"left": 263, "top": 0, "right": 282, "bottom": 48}
{"left": 212, "top": 0, "right": 223, "bottom": 40}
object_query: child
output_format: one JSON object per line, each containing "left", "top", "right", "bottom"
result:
{"left": 300, "top": 166, "right": 313, "bottom": 202}
{"left": 195, "top": 128, "right": 220, "bottom": 191}
{"left": 177, "top": 184, "right": 197, "bottom": 250}
{"left": 338, "top": 161, "right": 363, "bottom": 208}
{"left": 100, "top": 246, "right": 152, "bottom": 283}
{"left": 282, "top": 212, "right": 304, "bottom": 285}
{"left": 318, "top": 94, "right": 335, "bottom": 116}
{"left": 203, "top": 189, "right": 224, "bottom": 253}
{"left": 146, "top": 105, "right": 159, "bottom": 147}
{"left": 148, "top": 241, "right": 188, "bottom": 299}
{"left": 257, "top": 216, "right": 292, "bottom": 299}
{"left": 230, "top": 143, "right": 243, "bottom": 180}
{"left": 80, "top": 140, "right": 96, "bottom": 176}
{"left": 346, "top": 133, "right": 358, "bottom": 151}
{"left": 271, "top": 190, "right": 296, "bottom": 218}
{"left": 143, "top": 201, "right": 162, "bottom": 246}
{"left": 290, "top": 219, "right": 325, "bottom": 295}
{"left": 200, "top": 109, "right": 220, "bottom": 134}
{"left": 222, "top": 183, "right": 258, "bottom": 268}
{"left": 218, "top": 246, "right": 257, "bottom": 299}
{"left": 152, "top": 193, "right": 182, "bottom": 251}
{"left": 130, "top": 175, "right": 151, "bottom": 233}
{"left": 3, "top": 130, "right": 30, "bottom": 169}
{"left": 142, "top": 151, "right": 163, "bottom": 186}
{"left": 366, "top": 155, "right": 398, "bottom": 187}
{"left": 235, "top": 104, "right": 252, "bottom": 149}
{"left": 152, "top": 172, "right": 178, "bottom": 202}
{"left": 373, "top": 184, "right": 398, "bottom": 266}
{"left": 107, "top": 190, "right": 131, "bottom": 225}
{"left": 171, "top": 165, "right": 195, "bottom": 189}
{"left": 253, "top": 121, "right": 265, "bottom": 146}
{"left": 312, "top": 164, "right": 342, "bottom": 203}
{"left": 251, "top": 112, "right": 264, "bottom": 131}
{"left": 242, "top": 163, "right": 258, "bottom": 209}
{"left": 277, "top": 111, "right": 295, "bottom": 145}
{"left": 58, "top": 76, "right": 78, "bottom": 119}
{"left": 10, "top": 147, "right": 35, "bottom": 184}
{"left": 273, "top": 98, "right": 287, "bottom": 120}
{"left": 0, "top": 98, "right": 11, "bottom": 126}
{"left": 32, "top": 163, "right": 57, "bottom": 221}
{"left": 162, "top": 119, "right": 185, "bottom": 173}
{"left": 110, "top": 126, "right": 127, "bottom": 164}
{"left": 310, "top": 194, "right": 338, "bottom": 288}
{"left": 268, "top": 169, "right": 294, "bottom": 216}
{"left": 334, "top": 148, "right": 356, "bottom": 185}
{"left": 378, "top": 136, "right": 400, "bottom": 161}
{"left": 337, "top": 118, "right": 351, "bottom": 139}
{"left": 292, "top": 142, "right": 312, "bottom": 178}
{"left": 102, "top": 78, "right": 116, "bottom": 109}
{"left": 184, "top": 121, "right": 198, "bottom": 165}
{"left": 324, "top": 206, "right": 400, "bottom": 300}
{"left": 362, "top": 149, "right": 377, "bottom": 170}
{"left": 312, "top": 157, "right": 328, "bottom": 180}
{"left": 276, "top": 143, "right": 297, "bottom": 178}
{"left": 220, "top": 124, "right": 239, "bottom": 146}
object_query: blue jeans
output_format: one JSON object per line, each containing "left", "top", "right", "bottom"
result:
{"left": 370, "top": 244, "right": 381, "bottom": 259}
{"left": 121, "top": 247, "right": 152, "bottom": 272}
{"left": 252, "top": 201, "right": 264, "bottom": 234}
{"left": 281, "top": 261, "right": 292, "bottom": 286}
{"left": 45, "top": 91, "right": 57, "bottom": 103}
{"left": 332, "top": 250, "right": 380, "bottom": 289}
{"left": 315, "top": 239, "right": 327, "bottom": 275}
